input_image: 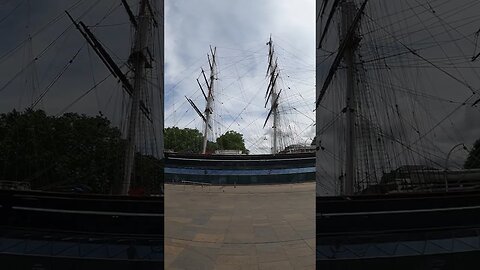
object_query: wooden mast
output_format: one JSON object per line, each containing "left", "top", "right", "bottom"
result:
{"left": 67, "top": 0, "right": 162, "bottom": 195}
{"left": 121, "top": 0, "right": 153, "bottom": 195}
{"left": 316, "top": 0, "right": 367, "bottom": 195}
{"left": 202, "top": 46, "right": 216, "bottom": 154}
{"left": 341, "top": 0, "right": 358, "bottom": 196}
{"left": 265, "top": 36, "right": 281, "bottom": 154}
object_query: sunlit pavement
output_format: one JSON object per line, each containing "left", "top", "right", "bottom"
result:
{"left": 165, "top": 182, "right": 315, "bottom": 270}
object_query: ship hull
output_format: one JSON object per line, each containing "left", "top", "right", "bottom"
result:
{"left": 318, "top": 251, "right": 480, "bottom": 270}
{"left": 165, "top": 152, "right": 315, "bottom": 185}
{"left": 0, "top": 190, "right": 164, "bottom": 269}
{"left": 317, "top": 191, "right": 480, "bottom": 269}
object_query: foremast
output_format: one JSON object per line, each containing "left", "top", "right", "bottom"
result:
{"left": 202, "top": 47, "right": 217, "bottom": 154}
{"left": 264, "top": 36, "right": 282, "bottom": 155}
{"left": 186, "top": 46, "right": 217, "bottom": 154}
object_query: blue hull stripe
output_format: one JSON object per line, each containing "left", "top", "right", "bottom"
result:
{"left": 165, "top": 166, "right": 315, "bottom": 176}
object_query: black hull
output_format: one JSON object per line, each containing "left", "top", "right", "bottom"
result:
{"left": 0, "top": 254, "right": 163, "bottom": 270}
{"left": 0, "top": 190, "right": 164, "bottom": 269}
{"left": 165, "top": 152, "right": 315, "bottom": 185}
{"left": 317, "top": 251, "right": 480, "bottom": 270}
{"left": 317, "top": 191, "right": 480, "bottom": 268}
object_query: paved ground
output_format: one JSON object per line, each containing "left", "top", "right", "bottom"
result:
{"left": 165, "top": 183, "right": 315, "bottom": 270}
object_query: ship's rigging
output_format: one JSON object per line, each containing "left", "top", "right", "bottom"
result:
{"left": 67, "top": 0, "right": 163, "bottom": 195}
{"left": 185, "top": 46, "right": 217, "bottom": 154}
{"left": 316, "top": 0, "right": 480, "bottom": 196}
{"left": 0, "top": 1, "right": 314, "bottom": 158}
{"left": 182, "top": 37, "right": 314, "bottom": 155}
{"left": 0, "top": 0, "right": 164, "bottom": 195}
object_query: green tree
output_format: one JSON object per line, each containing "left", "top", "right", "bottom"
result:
{"left": 465, "top": 139, "right": 480, "bottom": 169}
{"left": 0, "top": 109, "right": 125, "bottom": 193}
{"left": 164, "top": 127, "right": 202, "bottom": 153}
{"left": 216, "top": 130, "right": 248, "bottom": 154}
{"left": 206, "top": 140, "right": 218, "bottom": 153}
{"left": 0, "top": 109, "right": 162, "bottom": 194}
{"left": 164, "top": 127, "right": 217, "bottom": 153}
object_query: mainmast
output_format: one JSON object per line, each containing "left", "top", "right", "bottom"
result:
{"left": 202, "top": 46, "right": 217, "bottom": 154}
{"left": 316, "top": 0, "right": 366, "bottom": 195}
{"left": 67, "top": 0, "right": 162, "bottom": 195}
{"left": 121, "top": 0, "right": 154, "bottom": 195}
{"left": 264, "top": 36, "right": 281, "bottom": 155}
{"left": 341, "top": 0, "right": 358, "bottom": 196}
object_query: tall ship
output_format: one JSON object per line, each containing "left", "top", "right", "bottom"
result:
{"left": 316, "top": 0, "right": 480, "bottom": 268}
{"left": 164, "top": 37, "right": 315, "bottom": 185}
{"left": 0, "top": 0, "right": 164, "bottom": 268}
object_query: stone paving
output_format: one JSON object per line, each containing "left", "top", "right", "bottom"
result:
{"left": 165, "top": 183, "right": 315, "bottom": 269}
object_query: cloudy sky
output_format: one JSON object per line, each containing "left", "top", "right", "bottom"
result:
{"left": 0, "top": 0, "right": 315, "bottom": 155}
{"left": 0, "top": 0, "right": 140, "bottom": 124}
{"left": 165, "top": 0, "right": 315, "bottom": 154}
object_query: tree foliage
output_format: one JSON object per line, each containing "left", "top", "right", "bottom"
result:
{"left": 216, "top": 130, "right": 248, "bottom": 154}
{"left": 465, "top": 139, "right": 480, "bottom": 169}
{"left": 164, "top": 127, "right": 203, "bottom": 153}
{"left": 163, "top": 127, "right": 248, "bottom": 154}
{"left": 164, "top": 126, "right": 217, "bottom": 153}
{"left": 0, "top": 109, "right": 161, "bottom": 194}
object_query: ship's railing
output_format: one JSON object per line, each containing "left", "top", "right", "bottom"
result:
{"left": 180, "top": 180, "right": 212, "bottom": 186}
{"left": 179, "top": 180, "right": 212, "bottom": 191}
{"left": 0, "top": 189, "right": 164, "bottom": 236}
{"left": 0, "top": 180, "right": 30, "bottom": 191}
